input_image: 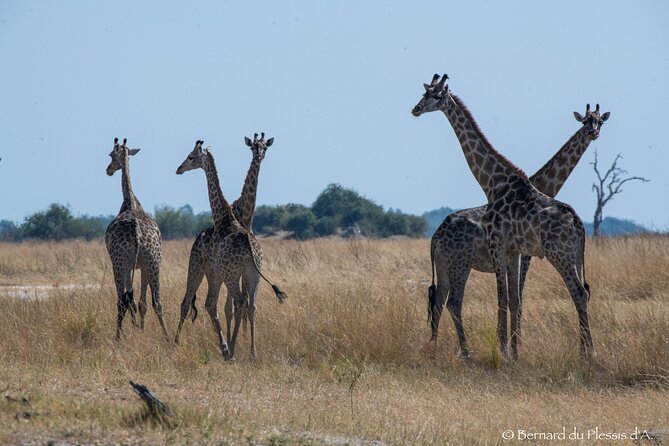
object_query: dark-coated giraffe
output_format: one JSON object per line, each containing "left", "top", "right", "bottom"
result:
{"left": 105, "top": 138, "right": 170, "bottom": 341}
{"left": 427, "top": 104, "right": 608, "bottom": 357}
{"left": 413, "top": 75, "right": 593, "bottom": 360}
{"left": 174, "top": 140, "right": 286, "bottom": 360}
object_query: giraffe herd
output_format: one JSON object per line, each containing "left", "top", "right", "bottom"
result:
{"left": 104, "top": 73, "right": 608, "bottom": 363}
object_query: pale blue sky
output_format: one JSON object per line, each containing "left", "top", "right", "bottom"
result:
{"left": 1, "top": 1, "right": 668, "bottom": 228}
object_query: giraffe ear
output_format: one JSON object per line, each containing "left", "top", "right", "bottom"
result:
{"left": 601, "top": 111, "right": 610, "bottom": 121}
{"left": 573, "top": 111, "right": 584, "bottom": 122}
{"left": 128, "top": 148, "right": 140, "bottom": 156}
{"left": 244, "top": 137, "right": 253, "bottom": 147}
{"left": 266, "top": 137, "right": 274, "bottom": 147}
{"left": 423, "top": 83, "right": 430, "bottom": 92}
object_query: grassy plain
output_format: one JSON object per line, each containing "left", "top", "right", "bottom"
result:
{"left": 0, "top": 236, "right": 668, "bottom": 445}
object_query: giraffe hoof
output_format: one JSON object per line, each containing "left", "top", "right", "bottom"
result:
{"left": 222, "top": 349, "right": 231, "bottom": 361}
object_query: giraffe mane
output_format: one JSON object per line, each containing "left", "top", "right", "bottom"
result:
{"left": 204, "top": 149, "right": 233, "bottom": 210}
{"left": 450, "top": 94, "right": 529, "bottom": 181}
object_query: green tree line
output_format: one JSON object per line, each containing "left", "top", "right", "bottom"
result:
{"left": 0, "top": 184, "right": 427, "bottom": 242}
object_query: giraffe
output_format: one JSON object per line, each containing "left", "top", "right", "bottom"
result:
{"left": 105, "top": 137, "right": 170, "bottom": 341}
{"left": 181, "top": 133, "right": 275, "bottom": 343}
{"left": 412, "top": 74, "right": 593, "bottom": 360}
{"left": 426, "top": 104, "right": 608, "bottom": 357}
{"left": 174, "top": 140, "right": 286, "bottom": 360}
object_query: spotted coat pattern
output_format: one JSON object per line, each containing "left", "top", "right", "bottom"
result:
{"left": 105, "top": 138, "right": 170, "bottom": 341}
{"left": 428, "top": 105, "right": 608, "bottom": 355}
{"left": 174, "top": 140, "right": 285, "bottom": 360}
{"left": 412, "top": 75, "right": 593, "bottom": 359}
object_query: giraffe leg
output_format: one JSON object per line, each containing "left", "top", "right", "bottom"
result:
{"left": 175, "top": 250, "right": 205, "bottom": 344}
{"left": 243, "top": 270, "right": 261, "bottom": 360}
{"left": 517, "top": 255, "right": 532, "bottom": 333}
{"left": 204, "top": 279, "right": 230, "bottom": 359}
{"left": 224, "top": 290, "right": 233, "bottom": 344}
{"left": 489, "top": 240, "right": 509, "bottom": 357}
{"left": 429, "top": 274, "right": 449, "bottom": 343}
{"left": 445, "top": 268, "right": 471, "bottom": 358}
{"left": 114, "top": 267, "right": 134, "bottom": 341}
{"left": 240, "top": 279, "right": 249, "bottom": 336}
{"left": 227, "top": 283, "right": 246, "bottom": 359}
{"left": 139, "top": 269, "right": 148, "bottom": 330}
{"left": 507, "top": 253, "right": 522, "bottom": 360}
{"left": 551, "top": 261, "right": 594, "bottom": 359}
{"left": 149, "top": 266, "right": 170, "bottom": 341}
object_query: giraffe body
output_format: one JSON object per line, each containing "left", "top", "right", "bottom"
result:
{"left": 174, "top": 140, "right": 285, "bottom": 360}
{"left": 105, "top": 138, "right": 170, "bottom": 341}
{"left": 427, "top": 106, "right": 608, "bottom": 355}
{"left": 413, "top": 75, "right": 594, "bottom": 359}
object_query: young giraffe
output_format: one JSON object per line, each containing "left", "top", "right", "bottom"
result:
{"left": 174, "top": 140, "right": 286, "bottom": 360}
{"left": 105, "top": 138, "right": 170, "bottom": 341}
{"left": 427, "top": 104, "right": 608, "bottom": 357}
{"left": 181, "top": 133, "right": 275, "bottom": 343}
{"left": 412, "top": 74, "right": 593, "bottom": 359}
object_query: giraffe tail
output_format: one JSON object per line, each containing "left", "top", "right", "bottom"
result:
{"left": 427, "top": 238, "right": 437, "bottom": 327}
{"left": 245, "top": 232, "right": 288, "bottom": 303}
{"left": 577, "top": 216, "right": 590, "bottom": 295}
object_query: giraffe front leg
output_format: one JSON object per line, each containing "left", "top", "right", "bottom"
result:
{"left": 507, "top": 252, "right": 522, "bottom": 360}
{"left": 204, "top": 280, "right": 230, "bottom": 360}
{"left": 228, "top": 284, "right": 247, "bottom": 360}
{"left": 489, "top": 241, "right": 509, "bottom": 358}
{"left": 224, "top": 291, "right": 233, "bottom": 344}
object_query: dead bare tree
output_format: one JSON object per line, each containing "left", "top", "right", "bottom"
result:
{"left": 591, "top": 150, "right": 649, "bottom": 237}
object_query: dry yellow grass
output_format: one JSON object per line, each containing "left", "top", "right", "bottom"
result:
{"left": 0, "top": 236, "right": 668, "bottom": 445}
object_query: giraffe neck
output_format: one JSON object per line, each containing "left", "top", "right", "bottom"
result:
{"left": 202, "top": 151, "right": 237, "bottom": 230}
{"left": 528, "top": 125, "right": 593, "bottom": 198}
{"left": 441, "top": 94, "right": 528, "bottom": 201}
{"left": 119, "top": 151, "right": 140, "bottom": 213}
{"left": 233, "top": 156, "right": 261, "bottom": 229}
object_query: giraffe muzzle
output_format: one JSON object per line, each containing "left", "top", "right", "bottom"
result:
{"left": 412, "top": 105, "right": 423, "bottom": 116}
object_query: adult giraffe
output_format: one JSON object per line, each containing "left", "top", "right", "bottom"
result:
{"left": 427, "top": 103, "right": 608, "bottom": 357}
{"left": 412, "top": 75, "right": 592, "bottom": 359}
{"left": 105, "top": 138, "right": 170, "bottom": 341}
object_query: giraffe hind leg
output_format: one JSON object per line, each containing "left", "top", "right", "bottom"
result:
{"left": 175, "top": 256, "right": 205, "bottom": 344}
{"left": 139, "top": 270, "right": 148, "bottom": 330}
{"left": 445, "top": 269, "right": 471, "bottom": 358}
{"left": 145, "top": 264, "right": 170, "bottom": 341}
{"left": 550, "top": 259, "right": 594, "bottom": 359}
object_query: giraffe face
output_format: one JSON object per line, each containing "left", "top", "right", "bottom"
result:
{"left": 106, "top": 138, "right": 140, "bottom": 176}
{"left": 176, "top": 140, "right": 207, "bottom": 174}
{"left": 573, "top": 104, "right": 610, "bottom": 140}
{"left": 244, "top": 132, "right": 274, "bottom": 162}
{"left": 412, "top": 73, "right": 449, "bottom": 117}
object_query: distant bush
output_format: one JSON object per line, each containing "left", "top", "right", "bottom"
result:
{"left": 154, "top": 204, "right": 212, "bottom": 240}
{"left": 16, "top": 203, "right": 110, "bottom": 241}
{"left": 253, "top": 184, "right": 427, "bottom": 239}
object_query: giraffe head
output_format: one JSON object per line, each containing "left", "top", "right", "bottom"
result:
{"left": 176, "top": 139, "right": 208, "bottom": 174}
{"left": 106, "top": 138, "right": 140, "bottom": 176}
{"left": 244, "top": 132, "right": 274, "bottom": 162}
{"left": 412, "top": 73, "right": 449, "bottom": 117}
{"left": 573, "top": 103, "right": 610, "bottom": 140}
